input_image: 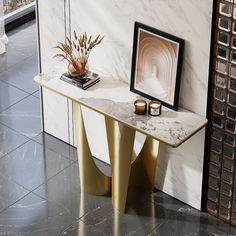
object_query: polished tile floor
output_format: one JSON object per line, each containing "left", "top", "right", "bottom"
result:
{"left": 0, "top": 20, "right": 236, "bottom": 236}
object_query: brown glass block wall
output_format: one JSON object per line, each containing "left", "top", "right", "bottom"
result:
{"left": 206, "top": 0, "right": 236, "bottom": 225}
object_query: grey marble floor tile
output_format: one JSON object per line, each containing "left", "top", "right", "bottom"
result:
{"left": 79, "top": 189, "right": 172, "bottom": 236}
{"left": 148, "top": 205, "right": 236, "bottom": 236}
{"left": 0, "top": 123, "right": 29, "bottom": 158}
{"left": 152, "top": 189, "right": 186, "bottom": 213}
{"left": 0, "top": 140, "right": 72, "bottom": 191}
{"left": 33, "top": 132, "right": 113, "bottom": 172}
{"left": 32, "top": 90, "right": 40, "bottom": 99}
{"left": 33, "top": 132, "right": 77, "bottom": 162}
{"left": 8, "top": 21, "right": 37, "bottom": 56}
{"left": 0, "top": 80, "right": 29, "bottom": 112}
{"left": 0, "top": 192, "right": 77, "bottom": 236}
{"left": 59, "top": 221, "right": 107, "bottom": 236}
{"left": 0, "top": 52, "right": 28, "bottom": 74}
{"left": 34, "top": 163, "right": 112, "bottom": 220}
{"left": 0, "top": 95, "right": 41, "bottom": 138}
{"left": 0, "top": 20, "right": 37, "bottom": 73}
{"left": 0, "top": 173, "right": 29, "bottom": 213}
{"left": 0, "top": 54, "right": 39, "bottom": 94}
{"left": 80, "top": 206, "right": 163, "bottom": 236}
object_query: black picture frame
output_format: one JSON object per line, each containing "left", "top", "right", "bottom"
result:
{"left": 130, "top": 22, "right": 184, "bottom": 111}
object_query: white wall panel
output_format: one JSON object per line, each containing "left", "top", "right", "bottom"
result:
{"left": 42, "top": 88, "right": 69, "bottom": 143}
{"left": 37, "top": 0, "right": 72, "bottom": 144}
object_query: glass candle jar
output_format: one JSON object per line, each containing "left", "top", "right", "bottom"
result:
{"left": 134, "top": 99, "right": 147, "bottom": 115}
{"left": 148, "top": 100, "right": 161, "bottom": 116}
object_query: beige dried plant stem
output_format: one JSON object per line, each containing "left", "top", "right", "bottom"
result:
{"left": 54, "top": 31, "right": 104, "bottom": 77}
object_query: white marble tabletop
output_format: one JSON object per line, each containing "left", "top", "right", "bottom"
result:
{"left": 34, "top": 71, "right": 207, "bottom": 147}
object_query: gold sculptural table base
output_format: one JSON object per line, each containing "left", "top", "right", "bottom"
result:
{"left": 73, "top": 102, "right": 159, "bottom": 213}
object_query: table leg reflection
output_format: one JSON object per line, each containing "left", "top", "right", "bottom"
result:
{"left": 112, "top": 192, "right": 156, "bottom": 235}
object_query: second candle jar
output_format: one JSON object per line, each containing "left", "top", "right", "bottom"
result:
{"left": 148, "top": 100, "right": 162, "bottom": 116}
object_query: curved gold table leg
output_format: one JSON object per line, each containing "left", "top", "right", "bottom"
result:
{"left": 129, "top": 137, "right": 159, "bottom": 190}
{"left": 105, "top": 117, "right": 135, "bottom": 213}
{"left": 73, "top": 102, "right": 111, "bottom": 195}
{"left": 73, "top": 103, "right": 158, "bottom": 213}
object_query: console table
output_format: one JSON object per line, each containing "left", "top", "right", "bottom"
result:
{"left": 34, "top": 72, "right": 207, "bottom": 213}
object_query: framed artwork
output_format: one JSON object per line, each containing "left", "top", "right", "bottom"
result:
{"left": 130, "top": 22, "right": 184, "bottom": 111}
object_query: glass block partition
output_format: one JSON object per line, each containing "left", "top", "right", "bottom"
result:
{"left": 206, "top": 0, "right": 236, "bottom": 225}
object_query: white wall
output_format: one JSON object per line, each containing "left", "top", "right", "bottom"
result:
{"left": 37, "top": 0, "right": 71, "bottom": 143}
{"left": 37, "top": 0, "right": 213, "bottom": 209}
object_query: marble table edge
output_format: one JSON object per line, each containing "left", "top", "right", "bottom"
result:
{"left": 33, "top": 75, "right": 208, "bottom": 148}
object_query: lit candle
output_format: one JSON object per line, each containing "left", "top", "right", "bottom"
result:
{"left": 134, "top": 99, "right": 147, "bottom": 115}
{"left": 148, "top": 100, "right": 161, "bottom": 116}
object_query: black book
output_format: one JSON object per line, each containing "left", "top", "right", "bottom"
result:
{"left": 60, "top": 72, "right": 100, "bottom": 90}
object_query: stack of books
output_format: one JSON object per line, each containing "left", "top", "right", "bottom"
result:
{"left": 60, "top": 72, "right": 100, "bottom": 90}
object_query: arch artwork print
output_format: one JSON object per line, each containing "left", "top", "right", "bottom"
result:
{"left": 130, "top": 22, "right": 184, "bottom": 111}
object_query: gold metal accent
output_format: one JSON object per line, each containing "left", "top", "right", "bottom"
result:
{"left": 73, "top": 102, "right": 159, "bottom": 213}
{"left": 129, "top": 137, "right": 159, "bottom": 190}
{"left": 73, "top": 102, "right": 111, "bottom": 195}
{"left": 105, "top": 117, "right": 135, "bottom": 213}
